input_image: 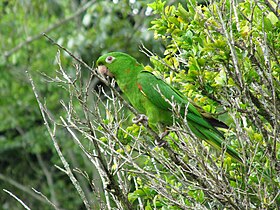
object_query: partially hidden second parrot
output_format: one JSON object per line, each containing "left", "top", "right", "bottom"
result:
{"left": 96, "top": 52, "right": 242, "bottom": 162}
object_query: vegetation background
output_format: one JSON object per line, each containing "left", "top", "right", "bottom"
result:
{"left": 0, "top": 0, "right": 279, "bottom": 209}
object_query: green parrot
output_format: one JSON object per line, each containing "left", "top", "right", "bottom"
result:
{"left": 96, "top": 52, "right": 242, "bottom": 162}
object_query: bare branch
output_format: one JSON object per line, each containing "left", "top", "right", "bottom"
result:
{"left": 26, "top": 70, "right": 92, "bottom": 210}
{"left": 0, "top": 173, "right": 47, "bottom": 204}
{"left": 3, "top": 189, "right": 31, "bottom": 210}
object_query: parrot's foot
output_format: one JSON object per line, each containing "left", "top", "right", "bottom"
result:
{"left": 159, "top": 130, "right": 169, "bottom": 139}
{"left": 156, "top": 139, "right": 167, "bottom": 147}
{"left": 155, "top": 130, "right": 169, "bottom": 147}
{"left": 132, "top": 114, "right": 148, "bottom": 126}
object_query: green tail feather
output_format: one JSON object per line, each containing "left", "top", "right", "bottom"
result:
{"left": 188, "top": 122, "right": 242, "bottom": 163}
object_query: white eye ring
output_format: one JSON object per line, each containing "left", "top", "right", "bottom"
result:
{"left": 105, "top": 56, "right": 115, "bottom": 64}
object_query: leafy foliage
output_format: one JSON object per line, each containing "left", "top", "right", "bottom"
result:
{"left": 141, "top": 0, "right": 279, "bottom": 207}
{"left": 133, "top": 0, "right": 280, "bottom": 208}
{"left": 1, "top": 0, "right": 279, "bottom": 209}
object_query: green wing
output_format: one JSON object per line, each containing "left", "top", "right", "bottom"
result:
{"left": 137, "top": 71, "right": 242, "bottom": 162}
{"left": 137, "top": 71, "right": 213, "bottom": 130}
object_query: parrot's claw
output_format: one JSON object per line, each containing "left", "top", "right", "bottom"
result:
{"left": 155, "top": 130, "right": 169, "bottom": 147}
{"left": 132, "top": 114, "right": 148, "bottom": 126}
{"left": 156, "top": 139, "right": 167, "bottom": 147}
{"left": 159, "top": 130, "right": 169, "bottom": 139}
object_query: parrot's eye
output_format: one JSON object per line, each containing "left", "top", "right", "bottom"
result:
{"left": 105, "top": 56, "right": 115, "bottom": 64}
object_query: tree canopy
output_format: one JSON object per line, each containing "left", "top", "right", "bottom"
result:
{"left": 0, "top": 0, "right": 279, "bottom": 209}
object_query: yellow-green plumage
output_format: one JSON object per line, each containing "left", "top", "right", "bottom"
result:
{"left": 96, "top": 52, "right": 242, "bottom": 162}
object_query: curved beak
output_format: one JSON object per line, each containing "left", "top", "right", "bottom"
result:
{"left": 97, "top": 65, "right": 114, "bottom": 77}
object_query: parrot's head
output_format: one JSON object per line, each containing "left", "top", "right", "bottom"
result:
{"left": 96, "top": 52, "right": 142, "bottom": 79}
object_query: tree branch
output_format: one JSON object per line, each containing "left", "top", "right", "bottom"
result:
{"left": 26, "top": 70, "right": 92, "bottom": 210}
{"left": 3, "top": 0, "right": 96, "bottom": 58}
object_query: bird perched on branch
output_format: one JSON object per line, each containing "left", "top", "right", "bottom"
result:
{"left": 96, "top": 52, "right": 242, "bottom": 162}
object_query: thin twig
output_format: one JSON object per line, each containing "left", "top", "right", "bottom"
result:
{"left": 0, "top": 173, "right": 47, "bottom": 204}
{"left": 3, "top": 189, "right": 31, "bottom": 210}
{"left": 26, "top": 70, "right": 92, "bottom": 210}
{"left": 32, "top": 188, "right": 61, "bottom": 210}
{"left": 36, "top": 154, "right": 59, "bottom": 207}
